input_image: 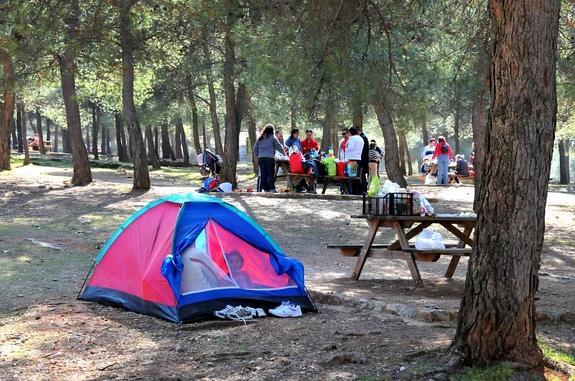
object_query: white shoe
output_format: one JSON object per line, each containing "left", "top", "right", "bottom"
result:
{"left": 244, "top": 307, "right": 267, "bottom": 318}
{"left": 214, "top": 305, "right": 254, "bottom": 322}
{"left": 268, "top": 301, "right": 302, "bottom": 318}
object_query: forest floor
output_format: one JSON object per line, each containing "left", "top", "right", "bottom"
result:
{"left": 1, "top": 156, "right": 574, "bottom": 381}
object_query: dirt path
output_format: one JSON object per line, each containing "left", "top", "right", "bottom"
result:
{"left": 0, "top": 164, "right": 573, "bottom": 380}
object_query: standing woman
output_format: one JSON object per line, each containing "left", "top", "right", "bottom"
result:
{"left": 432, "top": 136, "right": 453, "bottom": 185}
{"left": 253, "top": 124, "right": 285, "bottom": 192}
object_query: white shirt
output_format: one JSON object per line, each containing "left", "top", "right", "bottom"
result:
{"left": 345, "top": 135, "right": 364, "bottom": 161}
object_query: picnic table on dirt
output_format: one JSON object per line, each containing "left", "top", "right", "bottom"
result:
{"left": 288, "top": 173, "right": 360, "bottom": 194}
{"left": 328, "top": 214, "right": 476, "bottom": 287}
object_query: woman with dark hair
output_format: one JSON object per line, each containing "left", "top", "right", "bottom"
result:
{"left": 253, "top": 124, "right": 285, "bottom": 192}
{"left": 432, "top": 136, "right": 453, "bottom": 185}
{"left": 284, "top": 128, "right": 302, "bottom": 152}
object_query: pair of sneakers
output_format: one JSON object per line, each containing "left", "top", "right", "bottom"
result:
{"left": 268, "top": 301, "right": 302, "bottom": 318}
{"left": 214, "top": 305, "right": 266, "bottom": 322}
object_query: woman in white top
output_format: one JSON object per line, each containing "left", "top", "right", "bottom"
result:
{"left": 345, "top": 127, "right": 364, "bottom": 161}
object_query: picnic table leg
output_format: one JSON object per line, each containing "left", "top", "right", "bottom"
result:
{"left": 444, "top": 222, "right": 474, "bottom": 278}
{"left": 351, "top": 219, "right": 380, "bottom": 280}
{"left": 392, "top": 221, "right": 424, "bottom": 287}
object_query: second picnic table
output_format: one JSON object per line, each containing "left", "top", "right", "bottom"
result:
{"left": 328, "top": 214, "right": 476, "bottom": 287}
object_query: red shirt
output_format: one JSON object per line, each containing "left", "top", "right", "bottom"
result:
{"left": 432, "top": 143, "right": 453, "bottom": 161}
{"left": 301, "top": 138, "right": 319, "bottom": 155}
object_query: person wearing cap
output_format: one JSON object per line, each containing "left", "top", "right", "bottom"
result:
{"left": 338, "top": 128, "right": 350, "bottom": 160}
{"left": 422, "top": 138, "right": 436, "bottom": 160}
{"left": 285, "top": 128, "right": 302, "bottom": 152}
{"left": 301, "top": 129, "right": 319, "bottom": 156}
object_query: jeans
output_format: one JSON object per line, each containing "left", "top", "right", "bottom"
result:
{"left": 258, "top": 157, "right": 276, "bottom": 191}
{"left": 437, "top": 154, "right": 450, "bottom": 185}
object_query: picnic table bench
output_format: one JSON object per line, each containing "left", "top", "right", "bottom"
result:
{"left": 288, "top": 173, "right": 360, "bottom": 194}
{"left": 327, "top": 214, "right": 476, "bottom": 287}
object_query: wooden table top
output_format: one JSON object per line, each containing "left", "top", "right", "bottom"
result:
{"left": 350, "top": 214, "right": 477, "bottom": 222}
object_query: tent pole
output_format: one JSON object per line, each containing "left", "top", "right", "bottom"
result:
{"left": 77, "top": 261, "right": 95, "bottom": 299}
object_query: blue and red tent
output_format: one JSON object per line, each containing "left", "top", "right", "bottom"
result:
{"left": 79, "top": 193, "right": 315, "bottom": 323}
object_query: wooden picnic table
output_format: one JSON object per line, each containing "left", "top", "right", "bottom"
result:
{"left": 288, "top": 173, "right": 360, "bottom": 194}
{"left": 328, "top": 214, "right": 476, "bottom": 287}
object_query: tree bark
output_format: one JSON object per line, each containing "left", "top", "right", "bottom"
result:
{"left": 46, "top": 118, "right": 51, "bottom": 142}
{"left": 145, "top": 125, "right": 160, "bottom": 169}
{"left": 11, "top": 120, "right": 17, "bottom": 149}
{"left": 220, "top": 3, "right": 242, "bottom": 188}
{"left": 16, "top": 100, "right": 23, "bottom": 153}
{"left": 20, "top": 104, "right": 31, "bottom": 165}
{"left": 187, "top": 82, "right": 202, "bottom": 155}
{"left": 153, "top": 126, "right": 159, "bottom": 158}
{"left": 174, "top": 120, "right": 183, "bottom": 159}
{"left": 453, "top": 89, "right": 461, "bottom": 155}
{"left": 372, "top": 93, "right": 407, "bottom": 187}
{"left": 54, "top": 123, "right": 59, "bottom": 152}
{"left": 0, "top": 49, "right": 15, "bottom": 170}
{"left": 399, "top": 131, "right": 412, "bottom": 176}
{"left": 115, "top": 113, "right": 127, "bottom": 161}
{"left": 322, "top": 83, "right": 336, "bottom": 151}
{"left": 161, "top": 122, "right": 175, "bottom": 160}
{"left": 421, "top": 114, "right": 429, "bottom": 146}
{"left": 176, "top": 117, "right": 190, "bottom": 165}
{"left": 397, "top": 130, "right": 406, "bottom": 176}
{"left": 91, "top": 102, "right": 99, "bottom": 159}
{"left": 85, "top": 122, "right": 90, "bottom": 153}
{"left": 454, "top": 0, "right": 560, "bottom": 367}
{"left": 62, "top": 128, "right": 70, "bottom": 153}
{"left": 100, "top": 110, "right": 107, "bottom": 156}
{"left": 35, "top": 110, "right": 46, "bottom": 155}
{"left": 202, "top": 33, "right": 224, "bottom": 155}
{"left": 118, "top": 0, "right": 150, "bottom": 190}
{"left": 352, "top": 92, "right": 363, "bottom": 130}
{"left": 558, "top": 139, "right": 570, "bottom": 184}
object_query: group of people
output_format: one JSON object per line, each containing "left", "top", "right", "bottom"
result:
{"left": 253, "top": 124, "right": 383, "bottom": 194}
{"left": 420, "top": 137, "right": 475, "bottom": 185}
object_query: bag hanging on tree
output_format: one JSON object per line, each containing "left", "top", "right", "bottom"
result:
{"left": 289, "top": 152, "right": 305, "bottom": 174}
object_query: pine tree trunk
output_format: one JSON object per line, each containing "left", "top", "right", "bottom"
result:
{"left": 11, "top": 120, "right": 17, "bottom": 149}
{"left": 398, "top": 131, "right": 406, "bottom": 176}
{"left": 118, "top": 0, "right": 150, "bottom": 190}
{"left": 177, "top": 118, "right": 190, "bottom": 166}
{"left": 202, "top": 35, "right": 224, "bottom": 155}
{"left": 322, "top": 84, "right": 334, "bottom": 152}
{"left": 220, "top": 3, "right": 241, "bottom": 188}
{"left": 454, "top": 0, "right": 560, "bottom": 367}
{"left": 421, "top": 114, "right": 429, "bottom": 146}
{"left": 153, "top": 126, "right": 159, "bottom": 158}
{"left": 558, "top": 139, "right": 570, "bottom": 184}
{"left": 62, "top": 128, "right": 70, "bottom": 153}
{"left": 352, "top": 92, "right": 363, "bottom": 130}
{"left": 36, "top": 110, "right": 46, "bottom": 155}
{"left": 372, "top": 93, "right": 407, "bottom": 187}
{"left": 399, "top": 131, "right": 413, "bottom": 176}
{"left": 54, "top": 123, "right": 59, "bottom": 152}
{"left": 115, "top": 113, "right": 127, "bottom": 161}
{"left": 161, "top": 122, "right": 174, "bottom": 160}
{"left": 100, "top": 111, "right": 106, "bottom": 156}
{"left": 46, "top": 118, "right": 51, "bottom": 142}
{"left": 0, "top": 49, "right": 15, "bottom": 170}
{"left": 248, "top": 112, "right": 258, "bottom": 174}
{"left": 91, "top": 103, "right": 99, "bottom": 159}
{"left": 20, "top": 104, "right": 31, "bottom": 165}
{"left": 145, "top": 125, "right": 160, "bottom": 169}
{"left": 85, "top": 123, "right": 90, "bottom": 153}
{"left": 174, "top": 120, "right": 183, "bottom": 159}
{"left": 453, "top": 90, "right": 461, "bottom": 155}
{"left": 16, "top": 101, "right": 23, "bottom": 153}
{"left": 187, "top": 84, "right": 202, "bottom": 155}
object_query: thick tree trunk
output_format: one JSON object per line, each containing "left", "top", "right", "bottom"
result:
{"left": 372, "top": 93, "right": 407, "bottom": 187}
{"left": 454, "top": 0, "right": 560, "bottom": 368}
{"left": 0, "top": 49, "right": 15, "bottom": 170}
{"left": 220, "top": 4, "right": 242, "bottom": 188}
{"left": 176, "top": 118, "right": 190, "bottom": 165}
{"left": 54, "top": 123, "right": 59, "bottom": 152}
{"left": 145, "top": 125, "right": 160, "bottom": 169}
{"left": 36, "top": 110, "right": 46, "bottom": 155}
{"left": 202, "top": 35, "right": 224, "bottom": 155}
{"left": 62, "top": 128, "right": 70, "bottom": 153}
{"left": 118, "top": 0, "right": 150, "bottom": 190}
{"left": 174, "top": 120, "right": 183, "bottom": 159}
{"left": 91, "top": 103, "right": 99, "bottom": 159}
{"left": 558, "top": 139, "right": 570, "bottom": 184}
{"left": 187, "top": 84, "right": 202, "bottom": 155}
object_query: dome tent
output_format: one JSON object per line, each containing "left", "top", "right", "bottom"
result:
{"left": 79, "top": 193, "right": 316, "bottom": 323}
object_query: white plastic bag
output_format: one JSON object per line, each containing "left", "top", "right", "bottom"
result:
{"left": 197, "top": 154, "right": 204, "bottom": 165}
{"left": 424, "top": 173, "right": 436, "bottom": 185}
{"left": 419, "top": 194, "right": 434, "bottom": 215}
{"left": 415, "top": 228, "right": 445, "bottom": 250}
{"left": 379, "top": 180, "right": 401, "bottom": 196}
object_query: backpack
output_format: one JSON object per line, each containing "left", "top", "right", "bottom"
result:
{"left": 441, "top": 144, "right": 449, "bottom": 154}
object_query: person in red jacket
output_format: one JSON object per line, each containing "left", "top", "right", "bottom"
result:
{"left": 301, "top": 129, "right": 319, "bottom": 156}
{"left": 432, "top": 136, "right": 453, "bottom": 185}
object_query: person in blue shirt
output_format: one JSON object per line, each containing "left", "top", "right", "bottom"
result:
{"left": 284, "top": 128, "right": 302, "bottom": 152}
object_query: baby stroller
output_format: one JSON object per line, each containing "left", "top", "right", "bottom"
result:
{"left": 199, "top": 149, "right": 222, "bottom": 178}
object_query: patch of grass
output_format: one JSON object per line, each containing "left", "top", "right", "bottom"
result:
{"left": 541, "top": 342, "right": 575, "bottom": 366}
{"left": 450, "top": 363, "right": 514, "bottom": 381}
